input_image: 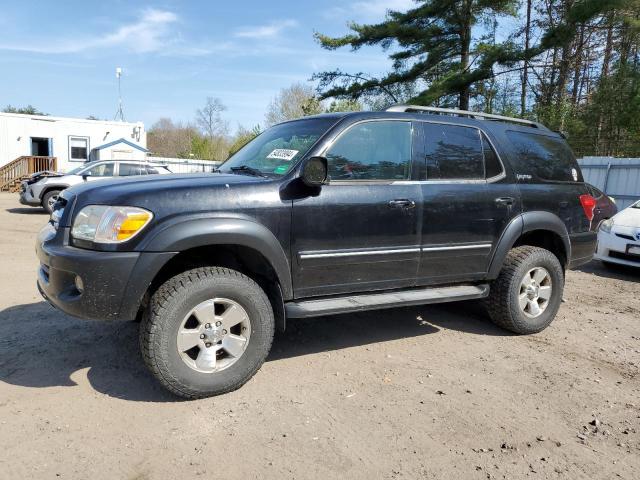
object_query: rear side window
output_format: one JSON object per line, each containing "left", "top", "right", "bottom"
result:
{"left": 423, "top": 123, "right": 484, "bottom": 180}
{"left": 506, "top": 131, "right": 580, "bottom": 181}
{"left": 119, "top": 163, "right": 148, "bottom": 176}
{"left": 326, "top": 120, "right": 412, "bottom": 180}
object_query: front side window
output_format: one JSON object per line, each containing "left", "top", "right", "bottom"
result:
{"left": 69, "top": 136, "right": 89, "bottom": 161}
{"left": 220, "top": 118, "right": 336, "bottom": 177}
{"left": 423, "top": 123, "right": 484, "bottom": 180}
{"left": 119, "top": 163, "right": 148, "bottom": 176}
{"left": 326, "top": 121, "right": 412, "bottom": 181}
{"left": 85, "top": 163, "right": 114, "bottom": 177}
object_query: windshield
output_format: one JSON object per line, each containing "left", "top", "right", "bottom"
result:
{"left": 220, "top": 118, "right": 337, "bottom": 176}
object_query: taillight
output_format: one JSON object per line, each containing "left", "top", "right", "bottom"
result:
{"left": 579, "top": 194, "right": 597, "bottom": 221}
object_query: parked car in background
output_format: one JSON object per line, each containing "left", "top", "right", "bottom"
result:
{"left": 20, "top": 160, "right": 172, "bottom": 213}
{"left": 594, "top": 200, "right": 640, "bottom": 268}
{"left": 586, "top": 184, "right": 618, "bottom": 230}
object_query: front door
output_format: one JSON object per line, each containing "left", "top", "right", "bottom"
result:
{"left": 291, "top": 120, "right": 422, "bottom": 298}
{"left": 31, "top": 137, "right": 51, "bottom": 156}
{"left": 415, "top": 121, "right": 519, "bottom": 284}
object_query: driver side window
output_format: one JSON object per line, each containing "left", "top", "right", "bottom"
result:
{"left": 326, "top": 121, "right": 412, "bottom": 181}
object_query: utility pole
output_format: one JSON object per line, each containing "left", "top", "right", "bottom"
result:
{"left": 114, "top": 67, "right": 125, "bottom": 122}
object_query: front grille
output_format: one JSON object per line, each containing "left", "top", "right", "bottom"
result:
{"left": 609, "top": 251, "right": 640, "bottom": 263}
{"left": 615, "top": 233, "right": 635, "bottom": 241}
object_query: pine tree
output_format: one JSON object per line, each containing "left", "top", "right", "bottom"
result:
{"left": 314, "top": 0, "right": 518, "bottom": 109}
{"left": 314, "top": 0, "right": 626, "bottom": 110}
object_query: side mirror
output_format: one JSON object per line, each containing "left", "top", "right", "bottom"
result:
{"left": 301, "top": 156, "right": 328, "bottom": 187}
{"left": 82, "top": 172, "right": 92, "bottom": 181}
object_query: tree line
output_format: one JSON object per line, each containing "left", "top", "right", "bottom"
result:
{"left": 313, "top": 0, "right": 640, "bottom": 158}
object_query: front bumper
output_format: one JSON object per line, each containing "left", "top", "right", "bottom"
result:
{"left": 594, "top": 227, "right": 640, "bottom": 267}
{"left": 19, "top": 185, "right": 41, "bottom": 207}
{"left": 36, "top": 223, "right": 175, "bottom": 321}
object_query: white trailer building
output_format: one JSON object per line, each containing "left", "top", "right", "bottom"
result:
{"left": 0, "top": 112, "right": 147, "bottom": 191}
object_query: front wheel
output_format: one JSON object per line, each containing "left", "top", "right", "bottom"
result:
{"left": 140, "top": 267, "right": 274, "bottom": 399}
{"left": 42, "top": 190, "right": 61, "bottom": 214}
{"left": 486, "top": 246, "right": 564, "bottom": 334}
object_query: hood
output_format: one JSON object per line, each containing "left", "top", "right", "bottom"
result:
{"left": 27, "top": 170, "right": 64, "bottom": 184}
{"left": 62, "top": 172, "right": 278, "bottom": 226}
{"left": 613, "top": 203, "right": 640, "bottom": 227}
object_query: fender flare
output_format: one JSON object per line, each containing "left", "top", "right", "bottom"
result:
{"left": 39, "top": 184, "right": 68, "bottom": 201}
{"left": 138, "top": 216, "right": 293, "bottom": 299}
{"left": 487, "top": 211, "right": 570, "bottom": 278}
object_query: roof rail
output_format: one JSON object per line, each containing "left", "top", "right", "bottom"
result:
{"left": 386, "top": 105, "right": 547, "bottom": 130}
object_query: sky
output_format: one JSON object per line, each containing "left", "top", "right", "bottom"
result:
{"left": 0, "top": 0, "right": 415, "bottom": 133}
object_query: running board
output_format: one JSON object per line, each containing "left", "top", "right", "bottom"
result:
{"left": 285, "top": 284, "right": 489, "bottom": 318}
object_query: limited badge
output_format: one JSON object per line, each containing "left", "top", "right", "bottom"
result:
{"left": 266, "top": 149, "right": 299, "bottom": 161}
{"left": 571, "top": 168, "right": 578, "bottom": 181}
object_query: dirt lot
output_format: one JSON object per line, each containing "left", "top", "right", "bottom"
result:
{"left": 0, "top": 192, "right": 638, "bottom": 479}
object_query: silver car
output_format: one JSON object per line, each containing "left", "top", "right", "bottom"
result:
{"left": 19, "top": 160, "right": 172, "bottom": 213}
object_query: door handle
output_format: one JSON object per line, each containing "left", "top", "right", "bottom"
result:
{"left": 388, "top": 199, "right": 416, "bottom": 209}
{"left": 495, "top": 196, "right": 515, "bottom": 206}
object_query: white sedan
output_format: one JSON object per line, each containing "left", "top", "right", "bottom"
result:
{"left": 594, "top": 200, "right": 640, "bottom": 267}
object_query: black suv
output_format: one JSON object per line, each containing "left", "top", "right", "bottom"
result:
{"left": 36, "top": 106, "right": 598, "bottom": 398}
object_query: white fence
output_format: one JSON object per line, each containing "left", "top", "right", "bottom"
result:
{"left": 578, "top": 157, "right": 640, "bottom": 210}
{"left": 148, "top": 157, "right": 222, "bottom": 174}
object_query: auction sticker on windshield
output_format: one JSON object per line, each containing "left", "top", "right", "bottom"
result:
{"left": 266, "top": 149, "right": 299, "bottom": 161}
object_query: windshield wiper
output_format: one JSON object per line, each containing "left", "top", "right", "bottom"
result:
{"left": 229, "top": 166, "right": 268, "bottom": 178}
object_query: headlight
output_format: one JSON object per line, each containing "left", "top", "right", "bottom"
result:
{"left": 599, "top": 218, "right": 613, "bottom": 234}
{"left": 71, "top": 205, "right": 153, "bottom": 243}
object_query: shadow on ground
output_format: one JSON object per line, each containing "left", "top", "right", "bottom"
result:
{"left": 576, "top": 260, "right": 639, "bottom": 282}
{"left": 0, "top": 299, "right": 505, "bottom": 402}
{"left": 6, "top": 207, "right": 47, "bottom": 215}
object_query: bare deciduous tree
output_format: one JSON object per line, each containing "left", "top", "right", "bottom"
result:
{"left": 264, "top": 83, "right": 323, "bottom": 127}
{"left": 196, "top": 97, "right": 228, "bottom": 139}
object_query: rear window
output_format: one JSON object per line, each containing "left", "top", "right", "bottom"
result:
{"left": 506, "top": 131, "right": 580, "bottom": 182}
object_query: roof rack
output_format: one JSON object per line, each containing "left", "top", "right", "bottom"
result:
{"left": 386, "top": 105, "right": 547, "bottom": 130}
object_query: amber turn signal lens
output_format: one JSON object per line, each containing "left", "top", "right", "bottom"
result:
{"left": 117, "top": 212, "right": 153, "bottom": 240}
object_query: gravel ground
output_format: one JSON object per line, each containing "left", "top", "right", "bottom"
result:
{"left": 0, "top": 192, "right": 638, "bottom": 480}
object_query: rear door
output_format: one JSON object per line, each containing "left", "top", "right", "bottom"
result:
{"left": 415, "top": 122, "right": 520, "bottom": 284}
{"left": 291, "top": 120, "right": 422, "bottom": 298}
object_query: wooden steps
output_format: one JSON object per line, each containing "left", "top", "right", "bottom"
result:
{"left": 0, "top": 156, "right": 57, "bottom": 192}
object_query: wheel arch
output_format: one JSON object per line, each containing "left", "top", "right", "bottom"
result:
{"left": 131, "top": 217, "right": 292, "bottom": 330}
{"left": 487, "top": 212, "right": 570, "bottom": 279}
{"left": 40, "top": 185, "right": 66, "bottom": 202}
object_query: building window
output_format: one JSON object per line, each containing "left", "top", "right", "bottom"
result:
{"left": 69, "top": 136, "right": 89, "bottom": 162}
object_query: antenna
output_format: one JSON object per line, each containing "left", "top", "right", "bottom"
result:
{"left": 114, "top": 67, "right": 125, "bottom": 122}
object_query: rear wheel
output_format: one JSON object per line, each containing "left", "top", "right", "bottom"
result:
{"left": 140, "top": 267, "right": 274, "bottom": 399}
{"left": 486, "top": 246, "right": 564, "bottom": 334}
{"left": 42, "top": 190, "right": 61, "bottom": 214}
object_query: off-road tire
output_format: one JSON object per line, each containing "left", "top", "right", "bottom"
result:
{"left": 42, "top": 190, "right": 61, "bottom": 214}
{"left": 486, "top": 246, "right": 564, "bottom": 334}
{"left": 140, "top": 267, "right": 274, "bottom": 399}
